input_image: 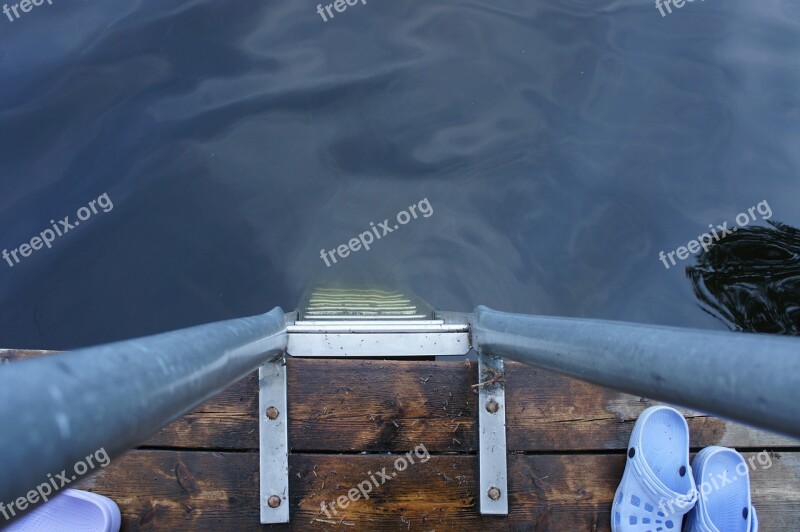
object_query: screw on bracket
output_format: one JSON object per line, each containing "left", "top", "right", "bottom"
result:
{"left": 488, "top": 487, "right": 502, "bottom": 500}
{"left": 268, "top": 495, "right": 282, "bottom": 508}
{"left": 266, "top": 406, "right": 280, "bottom": 420}
{"left": 486, "top": 398, "right": 500, "bottom": 414}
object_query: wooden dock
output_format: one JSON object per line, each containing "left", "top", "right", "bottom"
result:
{"left": 2, "top": 350, "right": 798, "bottom": 530}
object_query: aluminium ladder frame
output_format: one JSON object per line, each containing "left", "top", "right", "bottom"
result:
{"left": 258, "top": 310, "right": 507, "bottom": 524}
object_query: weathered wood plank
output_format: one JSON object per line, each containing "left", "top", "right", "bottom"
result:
{"left": 504, "top": 365, "right": 799, "bottom": 451}
{"left": 135, "top": 359, "right": 800, "bottom": 451}
{"left": 2, "top": 351, "right": 795, "bottom": 451}
{"left": 5, "top": 349, "right": 799, "bottom": 529}
{"left": 75, "top": 450, "right": 800, "bottom": 531}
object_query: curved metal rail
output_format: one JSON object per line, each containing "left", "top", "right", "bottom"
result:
{"left": 0, "top": 307, "right": 287, "bottom": 508}
{"left": 472, "top": 305, "right": 800, "bottom": 439}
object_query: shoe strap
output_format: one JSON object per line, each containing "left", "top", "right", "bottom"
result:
{"left": 630, "top": 450, "right": 698, "bottom": 514}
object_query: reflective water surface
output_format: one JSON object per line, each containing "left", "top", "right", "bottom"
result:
{"left": 1, "top": 0, "right": 798, "bottom": 348}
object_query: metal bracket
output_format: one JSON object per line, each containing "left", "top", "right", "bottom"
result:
{"left": 259, "top": 357, "right": 289, "bottom": 524}
{"left": 477, "top": 354, "right": 509, "bottom": 515}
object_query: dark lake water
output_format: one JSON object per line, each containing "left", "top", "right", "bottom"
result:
{"left": 1, "top": 0, "right": 798, "bottom": 349}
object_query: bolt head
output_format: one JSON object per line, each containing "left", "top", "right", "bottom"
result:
{"left": 268, "top": 495, "right": 281, "bottom": 508}
{"left": 486, "top": 398, "right": 500, "bottom": 414}
{"left": 488, "top": 487, "right": 502, "bottom": 500}
{"left": 266, "top": 406, "right": 280, "bottom": 420}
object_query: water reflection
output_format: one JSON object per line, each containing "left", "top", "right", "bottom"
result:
{"left": 687, "top": 222, "right": 800, "bottom": 335}
{"left": 1, "top": 1, "right": 799, "bottom": 349}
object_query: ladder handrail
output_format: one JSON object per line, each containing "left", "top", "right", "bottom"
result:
{"left": 0, "top": 307, "right": 287, "bottom": 508}
{"left": 472, "top": 305, "right": 800, "bottom": 439}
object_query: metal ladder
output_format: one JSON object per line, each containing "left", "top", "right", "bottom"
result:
{"left": 259, "top": 287, "right": 505, "bottom": 523}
